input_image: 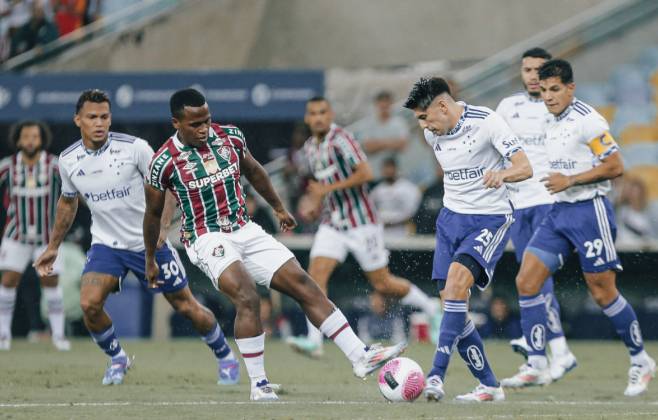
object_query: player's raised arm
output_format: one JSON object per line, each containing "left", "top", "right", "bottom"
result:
{"left": 143, "top": 184, "right": 166, "bottom": 288}
{"left": 33, "top": 194, "right": 78, "bottom": 277}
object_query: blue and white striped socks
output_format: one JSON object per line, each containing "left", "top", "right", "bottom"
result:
{"left": 603, "top": 295, "right": 645, "bottom": 358}
{"left": 429, "top": 300, "right": 466, "bottom": 380}
{"left": 519, "top": 293, "right": 548, "bottom": 369}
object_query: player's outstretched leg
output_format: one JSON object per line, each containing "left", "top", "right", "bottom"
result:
{"left": 163, "top": 287, "right": 239, "bottom": 386}
{"left": 216, "top": 262, "right": 277, "bottom": 401}
{"left": 80, "top": 273, "right": 132, "bottom": 385}
{"left": 0, "top": 272, "right": 20, "bottom": 350}
{"left": 41, "top": 275, "right": 71, "bottom": 351}
{"left": 272, "top": 259, "right": 406, "bottom": 378}
{"left": 541, "top": 277, "right": 577, "bottom": 381}
{"left": 585, "top": 271, "right": 655, "bottom": 396}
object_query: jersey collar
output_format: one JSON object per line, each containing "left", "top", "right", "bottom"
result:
{"left": 83, "top": 135, "right": 111, "bottom": 155}
{"left": 445, "top": 103, "right": 467, "bottom": 137}
{"left": 525, "top": 91, "right": 543, "bottom": 103}
{"left": 173, "top": 127, "right": 218, "bottom": 151}
{"left": 555, "top": 100, "right": 577, "bottom": 121}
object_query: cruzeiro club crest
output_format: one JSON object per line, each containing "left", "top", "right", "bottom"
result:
{"left": 630, "top": 320, "right": 643, "bottom": 347}
{"left": 218, "top": 146, "right": 232, "bottom": 161}
{"left": 466, "top": 345, "right": 485, "bottom": 371}
{"left": 530, "top": 324, "right": 546, "bottom": 350}
{"left": 212, "top": 245, "right": 225, "bottom": 258}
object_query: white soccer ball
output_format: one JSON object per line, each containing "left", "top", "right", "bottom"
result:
{"left": 378, "top": 357, "right": 425, "bottom": 402}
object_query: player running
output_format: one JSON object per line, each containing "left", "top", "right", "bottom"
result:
{"left": 496, "top": 47, "right": 577, "bottom": 380}
{"left": 34, "top": 89, "right": 240, "bottom": 387}
{"left": 286, "top": 97, "right": 440, "bottom": 357}
{"left": 404, "top": 77, "right": 532, "bottom": 402}
{"left": 501, "top": 59, "right": 655, "bottom": 396}
{"left": 143, "top": 88, "right": 406, "bottom": 402}
{"left": 0, "top": 120, "right": 70, "bottom": 351}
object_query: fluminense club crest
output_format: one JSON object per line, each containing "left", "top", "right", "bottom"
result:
{"left": 218, "top": 146, "right": 232, "bottom": 161}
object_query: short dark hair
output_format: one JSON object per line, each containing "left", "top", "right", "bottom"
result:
{"left": 170, "top": 88, "right": 207, "bottom": 119}
{"left": 76, "top": 89, "right": 111, "bottom": 114}
{"left": 382, "top": 156, "right": 397, "bottom": 167}
{"left": 539, "top": 59, "right": 574, "bottom": 84}
{"left": 403, "top": 77, "right": 452, "bottom": 110}
{"left": 522, "top": 47, "right": 552, "bottom": 60}
{"left": 374, "top": 90, "right": 393, "bottom": 102}
{"left": 9, "top": 120, "right": 52, "bottom": 151}
{"left": 306, "top": 95, "right": 328, "bottom": 105}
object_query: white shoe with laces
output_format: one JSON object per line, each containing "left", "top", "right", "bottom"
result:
{"left": 455, "top": 383, "right": 505, "bottom": 402}
{"left": 501, "top": 363, "right": 552, "bottom": 388}
{"left": 624, "top": 357, "right": 656, "bottom": 397}
{"left": 352, "top": 341, "right": 407, "bottom": 378}
{"left": 424, "top": 375, "right": 445, "bottom": 402}
{"left": 250, "top": 380, "right": 279, "bottom": 401}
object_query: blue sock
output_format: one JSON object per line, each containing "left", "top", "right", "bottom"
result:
{"left": 202, "top": 323, "right": 233, "bottom": 360}
{"left": 90, "top": 325, "right": 122, "bottom": 358}
{"left": 429, "top": 300, "right": 466, "bottom": 381}
{"left": 602, "top": 295, "right": 644, "bottom": 356}
{"left": 456, "top": 319, "right": 498, "bottom": 387}
{"left": 541, "top": 277, "right": 564, "bottom": 341}
{"left": 519, "top": 294, "right": 548, "bottom": 359}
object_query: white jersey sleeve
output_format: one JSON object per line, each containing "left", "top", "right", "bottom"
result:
{"left": 488, "top": 112, "right": 523, "bottom": 159}
{"left": 58, "top": 157, "right": 78, "bottom": 198}
{"left": 133, "top": 138, "right": 155, "bottom": 179}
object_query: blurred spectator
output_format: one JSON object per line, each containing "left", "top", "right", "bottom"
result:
{"left": 245, "top": 189, "right": 277, "bottom": 234}
{"left": 10, "top": 1, "right": 58, "bottom": 57}
{"left": 478, "top": 297, "right": 522, "bottom": 339}
{"left": 357, "top": 291, "right": 406, "bottom": 344}
{"left": 615, "top": 177, "right": 658, "bottom": 248}
{"left": 413, "top": 166, "right": 444, "bottom": 234}
{"left": 83, "top": 0, "right": 100, "bottom": 25}
{"left": 51, "top": 0, "right": 85, "bottom": 36}
{"left": 353, "top": 90, "right": 411, "bottom": 180}
{"left": 370, "top": 157, "right": 421, "bottom": 236}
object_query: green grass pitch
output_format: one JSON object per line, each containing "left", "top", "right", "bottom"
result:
{"left": 1, "top": 339, "right": 657, "bottom": 419}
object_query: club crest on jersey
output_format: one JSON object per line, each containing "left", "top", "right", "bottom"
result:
{"left": 218, "top": 146, "right": 232, "bottom": 161}
{"left": 212, "top": 245, "right": 225, "bottom": 258}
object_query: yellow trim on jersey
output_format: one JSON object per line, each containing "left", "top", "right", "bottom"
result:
{"left": 588, "top": 131, "right": 617, "bottom": 157}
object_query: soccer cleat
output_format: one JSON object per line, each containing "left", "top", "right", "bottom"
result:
{"left": 101, "top": 354, "right": 134, "bottom": 385}
{"left": 52, "top": 337, "right": 71, "bottom": 352}
{"left": 353, "top": 341, "right": 407, "bottom": 379}
{"left": 0, "top": 335, "right": 10, "bottom": 351}
{"left": 501, "top": 363, "right": 552, "bottom": 388}
{"left": 509, "top": 336, "right": 530, "bottom": 360}
{"left": 217, "top": 358, "right": 240, "bottom": 385}
{"left": 455, "top": 383, "right": 505, "bottom": 402}
{"left": 424, "top": 375, "right": 445, "bottom": 402}
{"left": 549, "top": 351, "right": 577, "bottom": 381}
{"left": 250, "top": 379, "right": 279, "bottom": 401}
{"left": 624, "top": 357, "right": 656, "bottom": 397}
{"left": 286, "top": 336, "right": 324, "bottom": 358}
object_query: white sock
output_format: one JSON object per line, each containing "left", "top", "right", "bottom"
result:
{"left": 306, "top": 317, "right": 324, "bottom": 347}
{"left": 528, "top": 355, "right": 548, "bottom": 370}
{"left": 0, "top": 286, "right": 17, "bottom": 339}
{"left": 400, "top": 284, "right": 439, "bottom": 315}
{"left": 631, "top": 350, "right": 651, "bottom": 366}
{"left": 319, "top": 309, "right": 366, "bottom": 364}
{"left": 235, "top": 333, "right": 267, "bottom": 387}
{"left": 548, "top": 336, "right": 569, "bottom": 357}
{"left": 43, "top": 286, "right": 65, "bottom": 340}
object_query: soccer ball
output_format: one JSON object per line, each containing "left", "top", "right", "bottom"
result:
{"left": 378, "top": 357, "right": 425, "bottom": 402}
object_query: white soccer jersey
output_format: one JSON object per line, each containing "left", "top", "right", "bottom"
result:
{"left": 496, "top": 92, "right": 554, "bottom": 209}
{"left": 424, "top": 103, "right": 522, "bottom": 215}
{"left": 544, "top": 98, "right": 618, "bottom": 203}
{"left": 58, "top": 132, "right": 154, "bottom": 251}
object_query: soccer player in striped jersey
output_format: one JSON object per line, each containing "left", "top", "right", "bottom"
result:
{"left": 404, "top": 77, "right": 533, "bottom": 402}
{"left": 501, "top": 59, "right": 655, "bottom": 396}
{"left": 0, "top": 120, "right": 70, "bottom": 351}
{"left": 143, "top": 88, "right": 406, "bottom": 401}
{"left": 286, "top": 97, "right": 440, "bottom": 358}
{"left": 496, "top": 48, "right": 577, "bottom": 380}
{"left": 34, "top": 89, "right": 239, "bottom": 387}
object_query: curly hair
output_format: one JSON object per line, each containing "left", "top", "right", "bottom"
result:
{"left": 8, "top": 120, "right": 52, "bottom": 152}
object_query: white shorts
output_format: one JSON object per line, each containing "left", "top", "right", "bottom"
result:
{"left": 185, "top": 222, "right": 295, "bottom": 290}
{"left": 0, "top": 238, "right": 63, "bottom": 275}
{"left": 309, "top": 224, "right": 389, "bottom": 272}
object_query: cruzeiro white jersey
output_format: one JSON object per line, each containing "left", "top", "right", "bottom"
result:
{"left": 58, "top": 132, "right": 154, "bottom": 251}
{"left": 424, "top": 103, "right": 523, "bottom": 215}
{"left": 496, "top": 92, "right": 554, "bottom": 209}
{"left": 544, "top": 98, "right": 619, "bottom": 203}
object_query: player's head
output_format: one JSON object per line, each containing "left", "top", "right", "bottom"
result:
{"left": 304, "top": 96, "right": 334, "bottom": 137}
{"left": 9, "top": 120, "right": 52, "bottom": 158}
{"left": 74, "top": 89, "right": 111, "bottom": 145}
{"left": 404, "top": 77, "right": 457, "bottom": 136}
{"left": 539, "top": 59, "right": 575, "bottom": 116}
{"left": 374, "top": 90, "right": 394, "bottom": 119}
{"left": 521, "top": 47, "right": 552, "bottom": 97}
{"left": 381, "top": 156, "right": 398, "bottom": 183}
{"left": 170, "top": 88, "right": 211, "bottom": 148}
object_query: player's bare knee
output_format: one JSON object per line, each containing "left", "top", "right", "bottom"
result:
{"left": 80, "top": 297, "right": 103, "bottom": 319}
{"left": 516, "top": 272, "right": 541, "bottom": 296}
{"left": 585, "top": 275, "right": 618, "bottom": 307}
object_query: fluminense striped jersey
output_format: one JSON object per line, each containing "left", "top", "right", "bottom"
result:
{"left": 303, "top": 123, "right": 378, "bottom": 230}
{"left": 147, "top": 123, "right": 249, "bottom": 246}
{"left": 0, "top": 152, "right": 60, "bottom": 245}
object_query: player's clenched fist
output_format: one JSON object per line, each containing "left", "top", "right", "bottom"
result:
{"left": 145, "top": 258, "right": 161, "bottom": 289}
{"left": 33, "top": 248, "right": 58, "bottom": 277}
{"left": 274, "top": 208, "right": 298, "bottom": 232}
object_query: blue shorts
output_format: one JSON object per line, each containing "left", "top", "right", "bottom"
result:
{"left": 432, "top": 208, "right": 514, "bottom": 290}
{"left": 527, "top": 196, "right": 623, "bottom": 274}
{"left": 82, "top": 243, "right": 189, "bottom": 294}
{"left": 510, "top": 204, "right": 553, "bottom": 263}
